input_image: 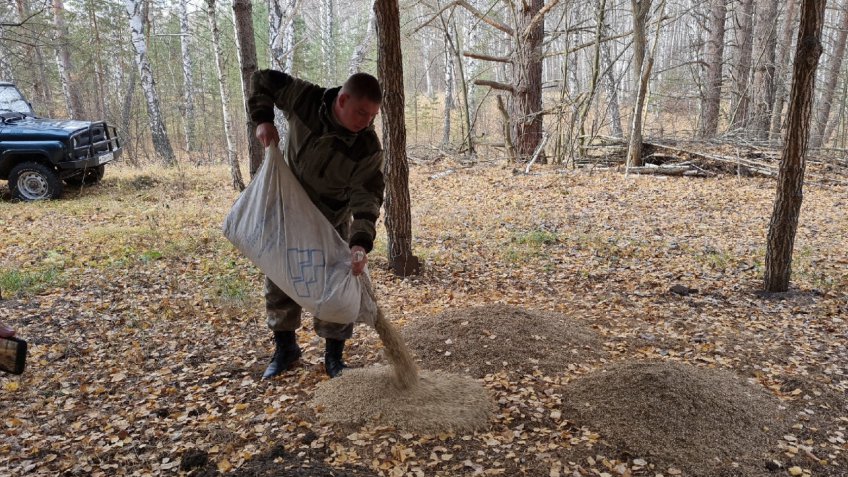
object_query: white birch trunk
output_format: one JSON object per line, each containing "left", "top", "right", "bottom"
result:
{"left": 348, "top": 0, "right": 377, "bottom": 75}
{"left": 179, "top": 0, "right": 197, "bottom": 152}
{"left": 269, "top": 0, "right": 297, "bottom": 73}
{"left": 442, "top": 32, "right": 454, "bottom": 147}
{"left": 320, "top": 0, "right": 336, "bottom": 82}
{"left": 206, "top": 0, "right": 244, "bottom": 190}
{"left": 124, "top": 0, "right": 176, "bottom": 165}
{"left": 53, "top": 0, "right": 84, "bottom": 119}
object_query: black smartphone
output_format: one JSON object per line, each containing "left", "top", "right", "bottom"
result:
{"left": 0, "top": 336, "right": 27, "bottom": 375}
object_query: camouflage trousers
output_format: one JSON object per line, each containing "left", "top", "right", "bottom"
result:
{"left": 264, "top": 219, "right": 353, "bottom": 340}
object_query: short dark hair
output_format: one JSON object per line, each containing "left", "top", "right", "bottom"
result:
{"left": 342, "top": 73, "right": 382, "bottom": 103}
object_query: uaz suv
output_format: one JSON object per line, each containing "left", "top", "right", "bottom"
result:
{"left": 0, "top": 82, "right": 122, "bottom": 201}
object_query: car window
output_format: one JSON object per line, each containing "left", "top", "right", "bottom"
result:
{"left": 0, "top": 86, "right": 33, "bottom": 114}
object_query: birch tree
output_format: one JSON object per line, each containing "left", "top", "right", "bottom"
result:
{"left": 349, "top": 0, "right": 377, "bottom": 75}
{"left": 376, "top": 0, "right": 420, "bottom": 276}
{"left": 53, "top": 0, "right": 84, "bottom": 118}
{"left": 178, "top": 0, "right": 197, "bottom": 152}
{"left": 125, "top": 0, "right": 175, "bottom": 165}
{"left": 232, "top": 0, "right": 263, "bottom": 177}
{"left": 269, "top": 0, "right": 297, "bottom": 73}
{"left": 320, "top": 0, "right": 336, "bottom": 83}
{"left": 765, "top": 0, "right": 825, "bottom": 292}
{"left": 206, "top": 0, "right": 244, "bottom": 191}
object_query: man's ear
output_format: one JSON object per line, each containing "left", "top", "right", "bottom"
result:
{"left": 337, "top": 92, "right": 349, "bottom": 108}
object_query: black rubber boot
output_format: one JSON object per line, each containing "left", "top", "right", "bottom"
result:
{"left": 324, "top": 339, "right": 348, "bottom": 378}
{"left": 262, "top": 331, "right": 301, "bottom": 379}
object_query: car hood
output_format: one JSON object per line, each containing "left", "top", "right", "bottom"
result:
{"left": 0, "top": 118, "right": 93, "bottom": 140}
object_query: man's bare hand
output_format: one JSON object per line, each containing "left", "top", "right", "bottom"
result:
{"left": 351, "top": 245, "right": 367, "bottom": 276}
{"left": 256, "top": 122, "right": 280, "bottom": 147}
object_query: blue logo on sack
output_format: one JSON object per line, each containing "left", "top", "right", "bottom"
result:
{"left": 287, "top": 249, "right": 325, "bottom": 297}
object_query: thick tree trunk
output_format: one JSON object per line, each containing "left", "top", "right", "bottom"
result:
{"left": 770, "top": 0, "right": 799, "bottom": 141}
{"left": 179, "top": 0, "right": 197, "bottom": 152}
{"left": 125, "top": 0, "right": 176, "bottom": 165}
{"left": 206, "top": 0, "right": 244, "bottom": 191}
{"left": 697, "top": 0, "right": 727, "bottom": 138}
{"left": 764, "top": 0, "right": 825, "bottom": 292}
{"left": 232, "top": 0, "right": 264, "bottom": 178}
{"left": 627, "top": 0, "right": 651, "bottom": 167}
{"left": 375, "top": 0, "right": 420, "bottom": 277}
{"left": 511, "top": 0, "right": 545, "bottom": 162}
{"left": 53, "top": 0, "right": 85, "bottom": 119}
{"left": 751, "top": 0, "right": 780, "bottom": 140}
{"left": 730, "top": 0, "right": 754, "bottom": 129}
{"left": 811, "top": 0, "right": 848, "bottom": 148}
{"left": 349, "top": 0, "right": 377, "bottom": 75}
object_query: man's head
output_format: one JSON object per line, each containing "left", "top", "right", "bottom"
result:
{"left": 334, "top": 73, "right": 382, "bottom": 133}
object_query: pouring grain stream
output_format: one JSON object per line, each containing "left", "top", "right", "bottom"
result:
{"left": 362, "top": 274, "right": 419, "bottom": 390}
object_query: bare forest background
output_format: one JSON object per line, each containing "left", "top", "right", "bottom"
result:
{"left": 4, "top": 0, "right": 848, "bottom": 169}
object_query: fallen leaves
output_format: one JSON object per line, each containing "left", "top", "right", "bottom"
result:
{"left": 0, "top": 163, "right": 846, "bottom": 476}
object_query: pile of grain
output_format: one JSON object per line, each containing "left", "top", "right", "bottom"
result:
{"left": 403, "top": 304, "right": 602, "bottom": 377}
{"left": 312, "top": 308, "right": 492, "bottom": 433}
{"left": 562, "top": 361, "right": 786, "bottom": 476}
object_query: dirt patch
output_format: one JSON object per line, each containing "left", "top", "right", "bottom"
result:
{"left": 312, "top": 366, "right": 493, "bottom": 434}
{"left": 562, "top": 361, "right": 787, "bottom": 477}
{"left": 402, "top": 304, "right": 602, "bottom": 377}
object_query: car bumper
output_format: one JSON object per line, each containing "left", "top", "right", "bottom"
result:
{"left": 58, "top": 148, "right": 122, "bottom": 170}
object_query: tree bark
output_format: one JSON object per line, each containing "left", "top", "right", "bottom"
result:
{"left": 179, "top": 0, "right": 197, "bottom": 152}
{"left": 627, "top": 0, "right": 651, "bottom": 167}
{"left": 320, "top": 0, "right": 336, "bottom": 83}
{"left": 375, "top": 0, "right": 420, "bottom": 277}
{"left": 87, "top": 0, "right": 108, "bottom": 120}
{"left": 269, "top": 0, "right": 297, "bottom": 73}
{"left": 811, "top": 0, "right": 848, "bottom": 148}
{"left": 764, "top": 0, "right": 825, "bottom": 292}
{"left": 53, "top": 0, "right": 85, "bottom": 119}
{"left": 349, "top": 0, "right": 377, "bottom": 75}
{"left": 206, "top": 0, "right": 244, "bottom": 191}
{"left": 442, "top": 28, "right": 455, "bottom": 147}
{"left": 697, "top": 0, "right": 727, "bottom": 138}
{"left": 730, "top": 0, "right": 754, "bottom": 130}
{"left": 771, "top": 0, "right": 799, "bottom": 141}
{"left": 751, "top": 0, "right": 780, "bottom": 140}
{"left": 125, "top": 0, "right": 176, "bottom": 165}
{"left": 232, "top": 0, "right": 263, "bottom": 178}
{"left": 511, "top": 0, "right": 545, "bottom": 162}
{"left": 601, "top": 20, "right": 623, "bottom": 138}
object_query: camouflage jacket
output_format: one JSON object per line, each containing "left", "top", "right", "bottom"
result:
{"left": 247, "top": 70, "right": 384, "bottom": 252}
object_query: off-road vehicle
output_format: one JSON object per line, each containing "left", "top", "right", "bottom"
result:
{"left": 0, "top": 81, "right": 122, "bottom": 201}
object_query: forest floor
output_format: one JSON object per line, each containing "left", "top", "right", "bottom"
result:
{"left": 0, "top": 156, "right": 846, "bottom": 477}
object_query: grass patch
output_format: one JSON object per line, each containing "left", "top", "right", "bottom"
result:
{"left": 0, "top": 267, "right": 63, "bottom": 297}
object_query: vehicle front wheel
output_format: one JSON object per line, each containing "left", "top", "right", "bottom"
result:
{"left": 64, "top": 165, "right": 105, "bottom": 186}
{"left": 9, "top": 162, "right": 63, "bottom": 201}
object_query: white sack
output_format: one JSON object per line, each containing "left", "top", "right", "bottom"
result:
{"left": 222, "top": 145, "right": 376, "bottom": 326}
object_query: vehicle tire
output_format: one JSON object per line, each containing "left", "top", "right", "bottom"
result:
{"left": 9, "top": 162, "right": 63, "bottom": 201}
{"left": 64, "top": 165, "right": 105, "bottom": 186}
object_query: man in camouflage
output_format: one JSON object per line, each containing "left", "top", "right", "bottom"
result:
{"left": 248, "top": 71, "right": 384, "bottom": 379}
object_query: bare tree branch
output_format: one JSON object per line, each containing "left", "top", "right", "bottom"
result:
{"left": 463, "top": 51, "right": 510, "bottom": 63}
{"left": 474, "top": 79, "right": 515, "bottom": 93}
{"left": 522, "top": 0, "right": 560, "bottom": 39}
